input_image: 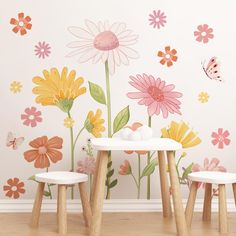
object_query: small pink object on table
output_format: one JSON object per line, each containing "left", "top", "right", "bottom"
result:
{"left": 89, "top": 137, "right": 188, "bottom": 236}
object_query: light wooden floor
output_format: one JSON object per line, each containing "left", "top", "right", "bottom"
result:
{"left": 0, "top": 212, "right": 236, "bottom": 236}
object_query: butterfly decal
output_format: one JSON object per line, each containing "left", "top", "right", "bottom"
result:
{"left": 202, "top": 57, "right": 222, "bottom": 82}
{"left": 6, "top": 132, "right": 24, "bottom": 150}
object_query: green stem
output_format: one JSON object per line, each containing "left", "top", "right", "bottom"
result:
{"left": 46, "top": 168, "right": 52, "bottom": 199}
{"left": 176, "top": 154, "right": 182, "bottom": 181}
{"left": 138, "top": 154, "right": 141, "bottom": 199}
{"left": 73, "top": 126, "right": 85, "bottom": 149}
{"left": 131, "top": 173, "right": 139, "bottom": 193}
{"left": 68, "top": 111, "right": 74, "bottom": 199}
{"left": 147, "top": 116, "right": 152, "bottom": 199}
{"left": 105, "top": 60, "right": 112, "bottom": 199}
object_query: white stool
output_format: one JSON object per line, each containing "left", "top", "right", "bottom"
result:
{"left": 30, "top": 171, "right": 92, "bottom": 235}
{"left": 185, "top": 171, "right": 236, "bottom": 234}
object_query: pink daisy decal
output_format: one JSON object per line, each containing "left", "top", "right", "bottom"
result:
{"left": 127, "top": 74, "right": 182, "bottom": 118}
{"left": 21, "top": 107, "right": 42, "bottom": 127}
{"left": 194, "top": 24, "right": 214, "bottom": 44}
{"left": 148, "top": 10, "right": 167, "bottom": 29}
{"left": 34, "top": 41, "right": 51, "bottom": 59}
{"left": 211, "top": 128, "right": 231, "bottom": 149}
{"left": 67, "top": 20, "right": 139, "bottom": 75}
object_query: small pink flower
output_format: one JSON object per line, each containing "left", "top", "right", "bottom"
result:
{"left": 77, "top": 157, "right": 96, "bottom": 175}
{"left": 194, "top": 24, "right": 214, "bottom": 44}
{"left": 192, "top": 158, "right": 226, "bottom": 188}
{"left": 34, "top": 41, "right": 51, "bottom": 59}
{"left": 211, "top": 128, "right": 231, "bottom": 149}
{"left": 148, "top": 10, "right": 167, "bottom": 29}
{"left": 119, "top": 160, "right": 131, "bottom": 175}
{"left": 21, "top": 107, "right": 42, "bottom": 127}
{"left": 127, "top": 73, "right": 182, "bottom": 118}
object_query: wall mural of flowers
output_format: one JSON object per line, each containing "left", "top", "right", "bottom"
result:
{"left": 1, "top": 1, "right": 233, "bottom": 201}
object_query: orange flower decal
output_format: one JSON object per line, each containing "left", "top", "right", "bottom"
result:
{"left": 24, "top": 136, "right": 63, "bottom": 169}
{"left": 124, "top": 122, "right": 148, "bottom": 155}
{"left": 10, "top": 12, "right": 32, "bottom": 35}
{"left": 3, "top": 178, "right": 25, "bottom": 199}
{"left": 157, "top": 46, "right": 177, "bottom": 67}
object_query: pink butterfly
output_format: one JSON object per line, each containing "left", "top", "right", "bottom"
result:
{"left": 6, "top": 132, "right": 24, "bottom": 150}
{"left": 202, "top": 57, "right": 222, "bottom": 82}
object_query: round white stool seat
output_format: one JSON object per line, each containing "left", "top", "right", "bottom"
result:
{"left": 35, "top": 171, "right": 88, "bottom": 185}
{"left": 188, "top": 171, "right": 236, "bottom": 184}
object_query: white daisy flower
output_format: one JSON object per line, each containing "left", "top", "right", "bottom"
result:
{"left": 67, "top": 20, "right": 139, "bottom": 75}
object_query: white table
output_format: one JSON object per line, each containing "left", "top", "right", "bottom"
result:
{"left": 89, "top": 138, "right": 188, "bottom": 236}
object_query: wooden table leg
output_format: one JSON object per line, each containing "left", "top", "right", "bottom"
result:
{"left": 202, "top": 183, "right": 212, "bottom": 221}
{"left": 89, "top": 151, "right": 109, "bottom": 236}
{"left": 219, "top": 184, "right": 228, "bottom": 234}
{"left": 167, "top": 151, "right": 188, "bottom": 236}
{"left": 30, "top": 182, "right": 45, "bottom": 227}
{"left": 232, "top": 183, "right": 236, "bottom": 206}
{"left": 158, "top": 151, "right": 172, "bottom": 217}
{"left": 185, "top": 181, "right": 198, "bottom": 227}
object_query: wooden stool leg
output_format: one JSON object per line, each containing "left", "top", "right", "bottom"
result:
{"left": 232, "top": 183, "right": 236, "bottom": 206}
{"left": 58, "top": 185, "right": 67, "bottom": 235}
{"left": 79, "top": 182, "right": 92, "bottom": 227}
{"left": 30, "top": 182, "right": 45, "bottom": 227}
{"left": 219, "top": 184, "right": 228, "bottom": 234}
{"left": 167, "top": 151, "right": 188, "bottom": 236}
{"left": 202, "top": 183, "right": 212, "bottom": 221}
{"left": 89, "top": 151, "right": 109, "bottom": 236}
{"left": 185, "top": 181, "right": 198, "bottom": 227}
{"left": 158, "top": 151, "right": 172, "bottom": 217}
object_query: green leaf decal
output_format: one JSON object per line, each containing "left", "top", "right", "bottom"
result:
{"left": 141, "top": 158, "right": 158, "bottom": 178}
{"left": 181, "top": 163, "right": 193, "bottom": 180}
{"left": 28, "top": 175, "right": 36, "bottom": 181}
{"left": 113, "top": 106, "right": 130, "bottom": 134}
{"left": 109, "top": 179, "right": 118, "bottom": 188}
{"left": 107, "top": 169, "right": 114, "bottom": 178}
{"left": 43, "top": 191, "right": 51, "bottom": 197}
{"left": 107, "top": 161, "right": 112, "bottom": 169}
{"left": 88, "top": 81, "right": 106, "bottom": 105}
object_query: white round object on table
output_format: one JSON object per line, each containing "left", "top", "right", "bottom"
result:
{"left": 137, "top": 125, "right": 153, "bottom": 140}
{"left": 121, "top": 127, "right": 132, "bottom": 140}
{"left": 128, "top": 131, "right": 142, "bottom": 141}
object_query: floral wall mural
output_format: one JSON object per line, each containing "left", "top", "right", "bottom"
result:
{"left": 0, "top": 0, "right": 235, "bottom": 201}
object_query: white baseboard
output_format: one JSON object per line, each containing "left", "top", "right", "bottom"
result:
{"left": 0, "top": 199, "right": 235, "bottom": 213}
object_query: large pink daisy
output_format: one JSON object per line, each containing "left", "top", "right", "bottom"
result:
{"left": 127, "top": 74, "right": 182, "bottom": 118}
{"left": 66, "top": 20, "right": 139, "bottom": 75}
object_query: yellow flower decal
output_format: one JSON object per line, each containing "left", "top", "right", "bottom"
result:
{"left": 32, "top": 67, "right": 86, "bottom": 112}
{"left": 161, "top": 121, "right": 201, "bottom": 148}
{"left": 64, "top": 117, "right": 75, "bottom": 128}
{"left": 85, "top": 109, "right": 105, "bottom": 137}
{"left": 10, "top": 81, "right": 22, "bottom": 93}
{"left": 198, "top": 92, "right": 209, "bottom": 103}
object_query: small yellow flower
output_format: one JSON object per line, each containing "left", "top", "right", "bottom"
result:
{"left": 10, "top": 81, "right": 22, "bottom": 93}
{"left": 64, "top": 117, "right": 75, "bottom": 128}
{"left": 161, "top": 121, "right": 201, "bottom": 148}
{"left": 32, "top": 67, "right": 86, "bottom": 112}
{"left": 198, "top": 92, "right": 209, "bottom": 103}
{"left": 85, "top": 109, "right": 105, "bottom": 138}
